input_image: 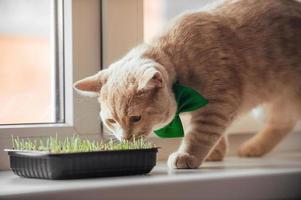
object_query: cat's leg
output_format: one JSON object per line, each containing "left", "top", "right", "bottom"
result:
{"left": 238, "top": 100, "right": 298, "bottom": 157}
{"left": 180, "top": 113, "right": 228, "bottom": 161}
{"left": 205, "top": 135, "right": 228, "bottom": 161}
{"left": 168, "top": 97, "right": 238, "bottom": 169}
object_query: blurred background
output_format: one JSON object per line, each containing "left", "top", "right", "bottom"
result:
{"left": 144, "top": 0, "right": 224, "bottom": 43}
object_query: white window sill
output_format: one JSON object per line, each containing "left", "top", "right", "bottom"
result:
{"left": 1, "top": 152, "right": 301, "bottom": 200}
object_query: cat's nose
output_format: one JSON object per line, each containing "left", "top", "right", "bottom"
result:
{"left": 114, "top": 129, "right": 133, "bottom": 141}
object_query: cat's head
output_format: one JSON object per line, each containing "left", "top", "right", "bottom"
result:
{"left": 73, "top": 50, "right": 177, "bottom": 140}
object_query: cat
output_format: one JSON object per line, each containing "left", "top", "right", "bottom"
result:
{"left": 74, "top": 0, "right": 301, "bottom": 169}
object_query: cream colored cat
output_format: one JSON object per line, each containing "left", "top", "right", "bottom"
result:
{"left": 74, "top": 0, "right": 301, "bottom": 169}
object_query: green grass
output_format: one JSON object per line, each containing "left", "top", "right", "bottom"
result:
{"left": 11, "top": 135, "right": 155, "bottom": 153}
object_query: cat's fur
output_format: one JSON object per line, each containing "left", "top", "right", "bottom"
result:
{"left": 74, "top": 0, "right": 301, "bottom": 169}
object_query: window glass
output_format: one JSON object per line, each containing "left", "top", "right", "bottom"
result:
{"left": 0, "top": 0, "right": 63, "bottom": 124}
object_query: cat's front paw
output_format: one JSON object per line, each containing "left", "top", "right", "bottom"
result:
{"left": 167, "top": 152, "right": 201, "bottom": 169}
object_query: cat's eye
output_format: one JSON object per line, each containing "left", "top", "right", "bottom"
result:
{"left": 130, "top": 115, "right": 141, "bottom": 123}
{"left": 107, "top": 119, "right": 116, "bottom": 124}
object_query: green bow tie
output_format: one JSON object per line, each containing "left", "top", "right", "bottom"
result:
{"left": 154, "top": 82, "right": 208, "bottom": 138}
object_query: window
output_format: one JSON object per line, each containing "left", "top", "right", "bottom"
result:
{"left": 0, "top": 0, "right": 101, "bottom": 170}
{"left": 0, "top": 0, "right": 64, "bottom": 125}
{"left": 0, "top": 0, "right": 101, "bottom": 135}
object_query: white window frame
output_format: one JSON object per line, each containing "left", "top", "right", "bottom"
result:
{"left": 102, "top": 0, "right": 144, "bottom": 67}
{"left": 0, "top": 0, "right": 102, "bottom": 170}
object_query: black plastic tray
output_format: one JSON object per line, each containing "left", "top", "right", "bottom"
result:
{"left": 6, "top": 148, "right": 158, "bottom": 179}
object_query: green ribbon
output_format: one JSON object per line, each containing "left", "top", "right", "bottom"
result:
{"left": 154, "top": 82, "right": 208, "bottom": 138}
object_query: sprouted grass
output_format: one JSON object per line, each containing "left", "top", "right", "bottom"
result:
{"left": 11, "top": 135, "right": 155, "bottom": 153}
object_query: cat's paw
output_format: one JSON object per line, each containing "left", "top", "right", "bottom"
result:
{"left": 238, "top": 141, "right": 266, "bottom": 157}
{"left": 167, "top": 152, "right": 200, "bottom": 169}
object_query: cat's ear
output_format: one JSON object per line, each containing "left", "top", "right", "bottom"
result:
{"left": 138, "top": 68, "right": 163, "bottom": 91}
{"left": 73, "top": 69, "right": 109, "bottom": 97}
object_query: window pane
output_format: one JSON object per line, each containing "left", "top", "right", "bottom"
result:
{"left": 0, "top": 0, "right": 63, "bottom": 125}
